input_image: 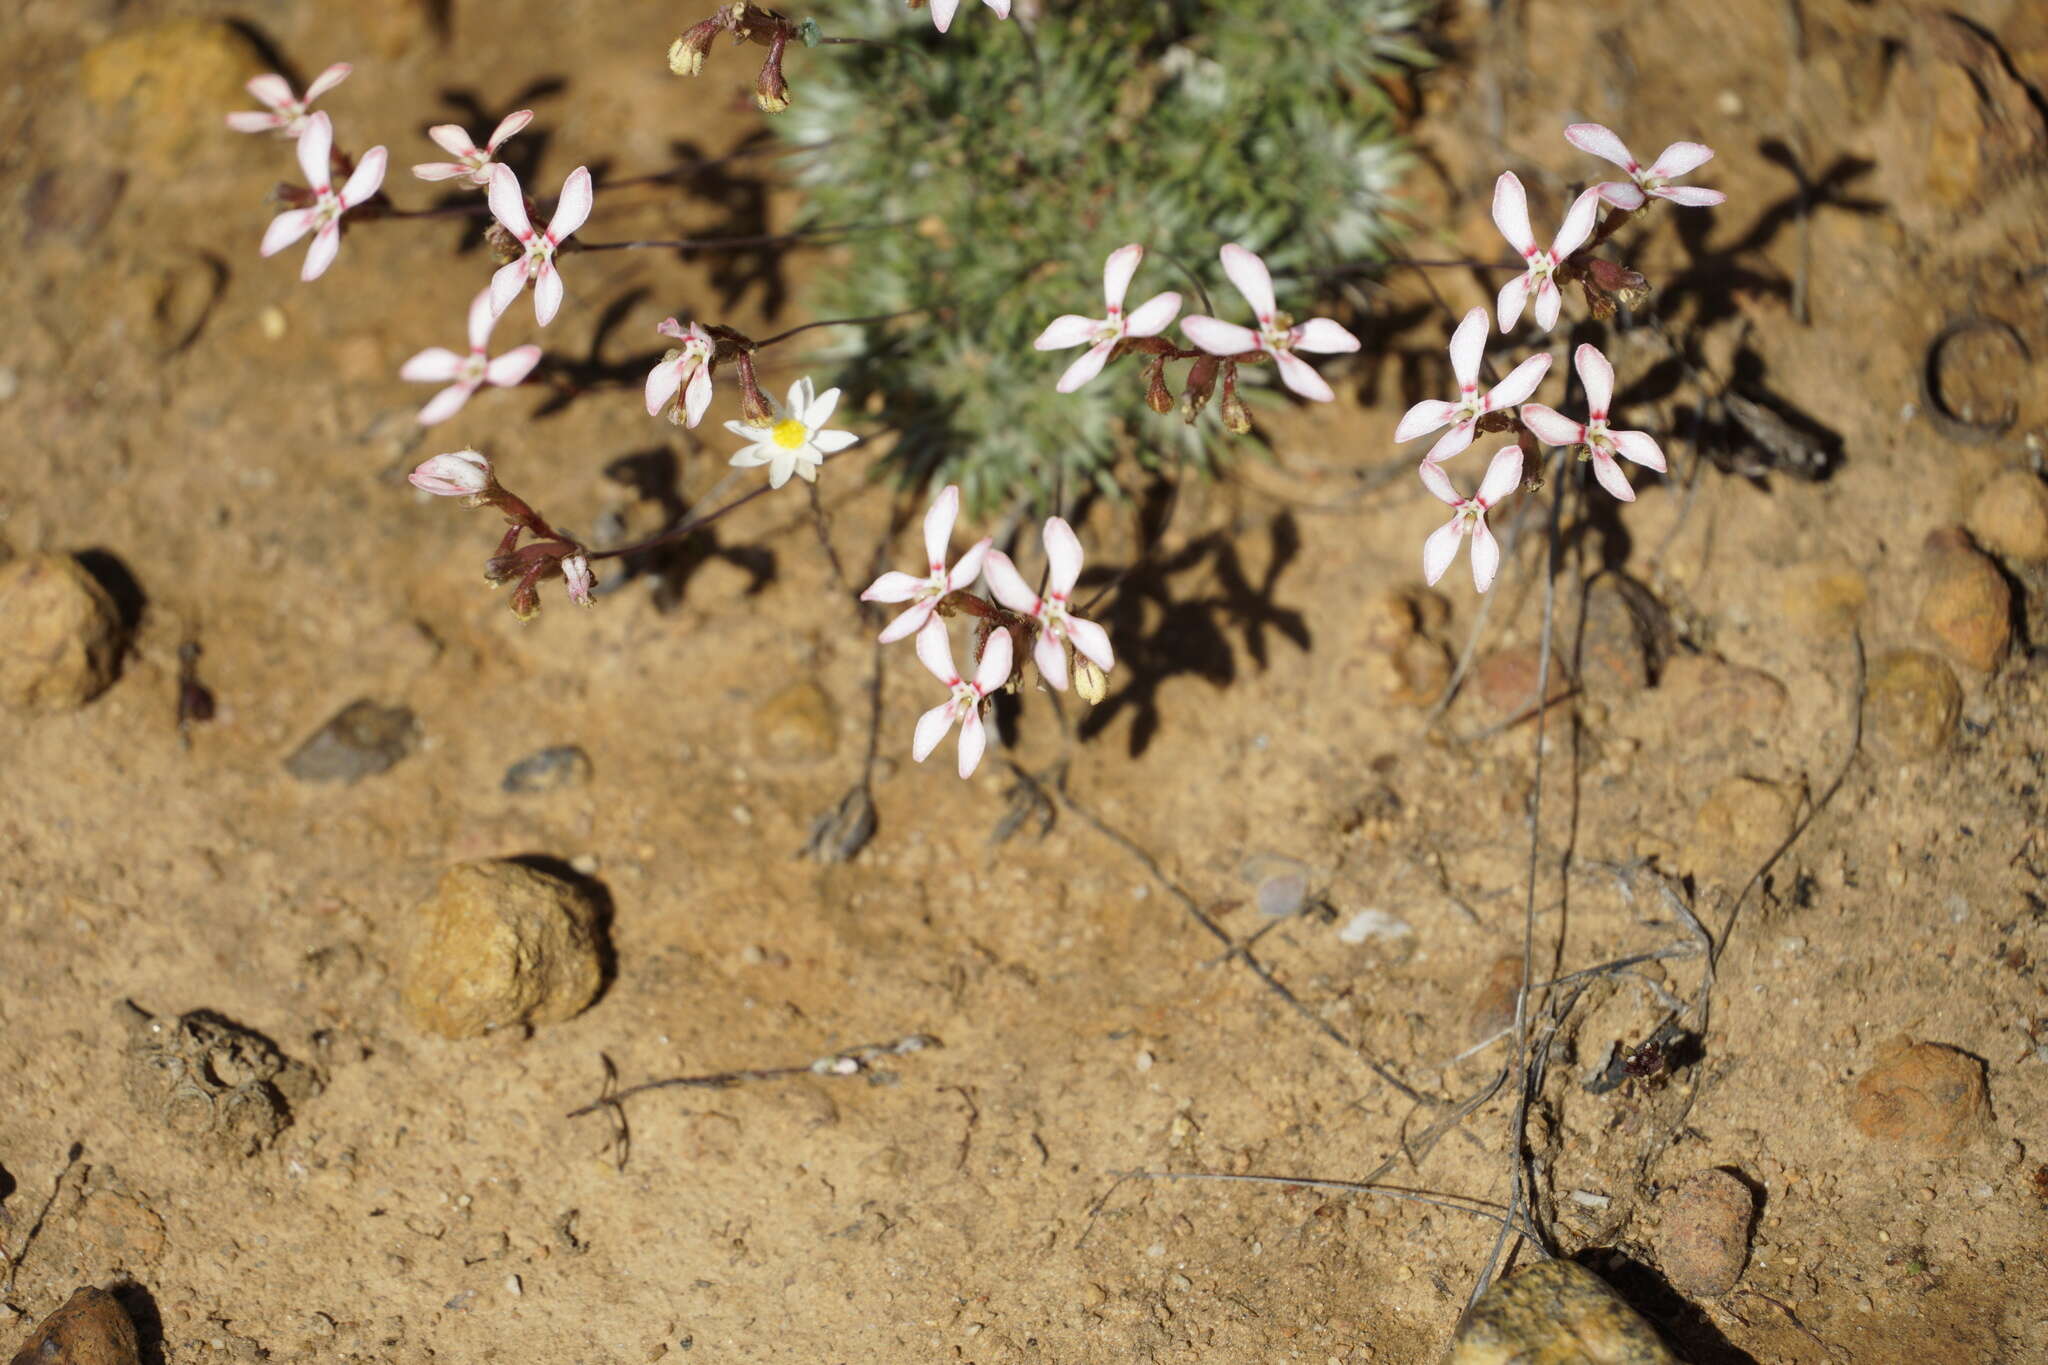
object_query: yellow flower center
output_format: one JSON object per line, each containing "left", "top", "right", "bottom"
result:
{"left": 770, "top": 417, "right": 808, "bottom": 450}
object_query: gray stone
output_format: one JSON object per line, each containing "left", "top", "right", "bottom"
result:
{"left": 285, "top": 699, "right": 418, "bottom": 783}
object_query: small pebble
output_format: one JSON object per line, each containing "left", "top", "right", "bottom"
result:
{"left": 1337, "top": 909, "right": 1412, "bottom": 946}
{"left": 284, "top": 698, "right": 418, "bottom": 784}
{"left": 1864, "top": 650, "right": 1962, "bottom": 758}
{"left": 259, "top": 305, "right": 288, "bottom": 340}
{"left": 1135, "top": 1049, "right": 1154, "bottom": 1073}
{"left": 399, "top": 860, "right": 608, "bottom": 1039}
{"left": 501, "top": 744, "right": 593, "bottom": 794}
{"left": 505, "top": 1274, "right": 523, "bottom": 1296}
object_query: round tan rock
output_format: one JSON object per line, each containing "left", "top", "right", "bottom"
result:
{"left": 0, "top": 554, "right": 125, "bottom": 713}
{"left": 1682, "top": 777, "right": 1798, "bottom": 883}
{"left": 1656, "top": 1168, "right": 1755, "bottom": 1297}
{"left": 1364, "top": 635, "right": 1451, "bottom": 708}
{"left": 400, "top": 861, "right": 607, "bottom": 1039}
{"left": 1968, "top": 471, "right": 2048, "bottom": 562}
{"left": 1863, "top": 649, "right": 1961, "bottom": 758}
{"left": 1475, "top": 644, "right": 1572, "bottom": 720}
{"left": 1449, "top": 1259, "right": 1676, "bottom": 1364}
{"left": 7, "top": 1285, "right": 141, "bottom": 1365}
{"left": 81, "top": 19, "right": 268, "bottom": 169}
{"left": 751, "top": 680, "right": 838, "bottom": 762}
{"left": 1917, "top": 536, "right": 2010, "bottom": 672}
{"left": 1850, "top": 1036, "right": 1990, "bottom": 1154}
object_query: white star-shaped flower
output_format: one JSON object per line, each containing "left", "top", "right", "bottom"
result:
{"left": 724, "top": 377, "right": 858, "bottom": 489}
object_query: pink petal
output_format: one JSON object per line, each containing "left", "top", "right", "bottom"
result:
{"left": 339, "top": 146, "right": 387, "bottom": 207}
{"left": 1646, "top": 141, "right": 1714, "bottom": 180}
{"left": 1395, "top": 399, "right": 1456, "bottom": 444}
{"left": 1469, "top": 517, "right": 1501, "bottom": 591}
{"left": 1122, "top": 291, "right": 1181, "bottom": 338}
{"left": 462, "top": 287, "right": 498, "bottom": 351}
{"left": 548, "top": 167, "right": 594, "bottom": 241}
{"left": 877, "top": 600, "right": 937, "bottom": 644}
{"left": 415, "top": 383, "right": 475, "bottom": 426}
{"left": 1417, "top": 458, "right": 1459, "bottom": 506}
{"left": 948, "top": 539, "right": 991, "bottom": 591}
{"left": 1477, "top": 445, "right": 1524, "bottom": 505}
{"left": 486, "top": 109, "right": 534, "bottom": 152}
{"left": 1491, "top": 172, "right": 1535, "bottom": 254}
{"left": 1448, "top": 307, "right": 1489, "bottom": 388}
{"left": 485, "top": 346, "right": 541, "bottom": 387}
{"left": 1422, "top": 421, "right": 1478, "bottom": 465}
{"left": 245, "top": 74, "right": 295, "bottom": 113}
{"left": 1653, "top": 185, "right": 1726, "bottom": 207}
{"left": 1574, "top": 343, "right": 1614, "bottom": 416}
{"left": 1595, "top": 180, "right": 1647, "bottom": 210}
{"left": 1422, "top": 519, "right": 1461, "bottom": 586}
{"left": 488, "top": 258, "right": 530, "bottom": 318}
{"left": 1066, "top": 615, "right": 1114, "bottom": 673}
{"left": 1056, "top": 341, "right": 1114, "bottom": 393}
{"left": 300, "top": 222, "right": 341, "bottom": 281}
{"left": 260, "top": 207, "right": 316, "bottom": 257}
{"left": 1273, "top": 349, "right": 1335, "bottom": 402}
{"left": 1531, "top": 278, "right": 1563, "bottom": 333}
{"left": 1588, "top": 450, "right": 1636, "bottom": 501}
{"left": 296, "top": 112, "right": 334, "bottom": 189}
{"left": 955, "top": 709, "right": 987, "bottom": 779}
{"left": 486, "top": 164, "right": 533, "bottom": 239}
{"left": 1495, "top": 274, "right": 1530, "bottom": 332}
{"left": 923, "top": 485, "right": 962, "bottom": 568}
{"left": 400, "top": 347, "right": 464, "bottom": 383}
{"left": 973, "top": 626, "right": 1014, "bottom": 694}
{"left": 682, "top": 364, "right": 714, "bottom": 428}
{"left": 1034, "top": 628, "right": 1069, "bottom": 691}
{"left": 1486, "top": 352, "right": 1552, "bottom": 409}
{"left": 1101, "top": 243, "right": 1142, "bottom": 312}
{"left": 1041, "top": 516, "right": 1084, "bottom": 596}
{"left": 1291, "top": 317, "right": 1360, "bottom": 354}
{"left": 532, "top": 262, "right": 564, "bottom": 327}
{"left": 981, "top": 550, "right": 1038, "bottom": 615}
{"left": 1180, "top": 315, "right": 1259, "bottom": 356}
{"left": 410, "top": 450, "right": 491, "bottom": 496}
{"left": 914, "top": 616, "right": 958, "bottom": 685}
{"left": 427, "top": 124, "right": 478, "bottom": 158}
{"left": 1517, "top": 403, "right": 1584, "bottom": 446}
{"left": 983, "top": 0, "right": 1012, "bottom": 16}
{"left": 1219, "top": 243, "right": 1277, "bottom": 320}
{"left": 912, "top": 703, "right": 956, "bottom": 762}
{"left": 1551, "top": 185, "right": 1604, "bottom": 259}
{"left": 645, "top": 357, "right": 683, "bottom": 415}
{"left": 411, "top": 162, "right": 470, "bottom": 182}
{"left": 226, "top": 111, "right": 283, "bottom": 133}
{"left": 862, "top": 570, "right": 925, "bottom": 605}
{"left": 1035, "top": 314, "right": 1099, "bottom": 350}
{"left": 929, "top": 0, "right": 960, "bottom": 32}
{"left": 1563, "top": 123, "right": 1634, "bottom": 171}
{"left": 1609, "top": 428, "right": 1667, "bottom": 471}
{"left": 303, "top": 63, "right": 353, "bottom": 102}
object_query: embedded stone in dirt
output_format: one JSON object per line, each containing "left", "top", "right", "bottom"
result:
{"left": 1658, "top": 653, "right": 1787, "bottom": 756}
{"left": 1863, "top": 649, "right": 1962, "bottom": 758}
{"left": 1364, "top": 634, "right": 1452, "bottom": 707}
{"left": 6, "top": 1285, "right": 140, "bottom": 1365}
{"left": 0, "top": 554, "right": 126, "bottom": 713}
{"left": 1448, "top": 1258, "right": 1677, "bottom": 1363}
{"left": 1475, "top": 644, "right": 1572, "bottom": 720}
{"left": 1681, "top": 776, "right": 1798, "bottom": 884}
{"left": 284, "top": 699, "right": 420, "bottom": 783}
{"left": 120, "top": 1001, "right": 321, "bottom": 1160}
{"left": 80, "top": 19, "right": 267, "bottom": 169}
{"left": 1466, "top": 953, "right": 1524, "bottom": 1045}
{"left": 1778, "top": 563, "right": 1868, "bottom": 637}
{"left": 1850, "top": 1036, "right": 1991, "bottom": 1154}
{"left": 1573, "top": 573, "right": 1673, "bottom": 692}
{"left": 400, "top": 860, "right": 607, "bottom": 1039}
{"left": 751, "top": 680, "right": 839, "bottom": 761}
{"left": 1656, "top": 1167, "right": 1755, "bottom": 1298}
{"left": 1917, "top": 531, "right": 2011, "bottom": 673}
{"left": 1967, "top": 470, "right": 2048, "bottom": 563}
{"left": 502, "top": 744, "right": 594, "bottom": 794}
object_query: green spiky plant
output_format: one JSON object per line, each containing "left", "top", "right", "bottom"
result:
{"left": 781, "top": 0, "right": 1430, "bottom": 513}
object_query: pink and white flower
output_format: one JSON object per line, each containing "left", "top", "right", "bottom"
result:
{"left": 486, "top": 164, "right": 593, "bottom": 327}
{"left": 724, "top": 376, "right": 858, "bottom": 489}
{"left": 1491, "top": 173, "right": 1602, "bottom": 333}
{"left": 644, "top": 319, "right": 717, "bottom": 425}
{"left": 400, "top": 288, "right": 544, "bottom": 426}
{"left": 1518, "top": 344, "right": 1668, "bottom": 502}
{"left": 1033, "top": 244, "right": 1182, "bottom": 393}
{"left": 929, "top": 0, "right": 1011, "bottom": 34}
{"left": 1393, "top": 307, "right": 1552, "bottom": 463}
{"left": 1565, "top": 124, "right": 1727, "bottom": 210}
{"left": 259, "top": 112, "right": 386, "bottom": 282}
{"left": 859, "top": 485, "right": 993, "bottom": 644}
{"left": 1420, "top": 445, "right": 1522, "bottom": 593}
{"left": 912, "top": 619, "right": 1013, "bottom": 779}
{"left": 561, "top": 554, "right": 595, "bottom": 607}
{"left": 226, "top": 64, "right": 351, "bottom": 137}
{"left": 413, "top": 110, "right": 533, "bottom": 187}
{"left": 409, "top": 449, "right": 493, "bottom": 498}
{"left": 1181, "top": 244, "right": 1360, "bottom": 402}
{"left": 981, "top": 517, "right": 1114, "bottom": 693}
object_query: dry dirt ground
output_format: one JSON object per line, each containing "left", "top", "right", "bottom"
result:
{"left": 5, "top": 1, "right": 2048, "bottom": 1362}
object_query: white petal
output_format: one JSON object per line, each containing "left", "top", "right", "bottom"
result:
{"left": 1551, "top": 185, "right": 1603, "bottom": 259}
{"left": 400, "top": 347, "right": 464, "bottom": 383}
{"left": 488, "top": 258, "right": 529, "bottom": 318}
{"left": 1469, "top": 518, "right": 1502, "bottom": 592}
{"left": 1035, "top": 314, "right": 1100, "bottom": 350}
{"left": 1101, "top": 243, "right": 1142, "bottom": 312}
{"left": 723, "top": 418, "right": 766, "bottom": 440}
{"left": 1056, "top": 341, "right": 1113, "bottom": 392}
{"left": 339, "top": 147, "right": 387, "bottom": 208}
{"left": 803, "top": 384, "right": 842, "bottom": 429}
{"left": 766, "top": 452, "right": 796, "bottom": 489}
{"left": 915, "top": 616, "right": 958, "bottom": 684}
{"left": 912, "top": 703, "right": 956, "bottom": 762}
{"left": 1609, "top": 428, "right": 1667, "bottom": 471}
{"left": 682, "top": 365, "right": 714, "bottom": 428}
{"left": 1563, "top": 122, "right": 1635, "bottom": 171}
{"left": 949, "top": 539, "right": 992, "bottom": 591}
{"left": 1422, "top": 519, "right": 1462, "bottom": 586}
{"left": 645, "top": 359, "right": 683, "bottom": 415}
{"left": 1589, "top": 451, "right": 1637, "bottom": 502}
{"left": 296, "top": 112, "right": 334, "bottom": 189}
{"left": 300, "top": 222, "right": 341, "bottom": 281}
{"left": 411, "top": 162, "right": 469, "bottom": 182}
{"left": 1654, "top": 185, "right": 1726, "bottom": 207}
{"left": 929, "top": 0, "right": 960, "bottom": 31}
{"left": 1491, "top": 172, "right": 1534, "bottom": 254}
{"left": 1596, "top": 180, "right": 1647, "bottom": 210}
{"left": 415, "top": 383, "right": 475, "bottom": 426}
{"left": 1219, "top": 243, "right": 1277, "bottom": 320}
{"left": 1495, "top": 274, "right": 1530, "bottom": 332}
{"left": 981, "top": 550, "right": 1038, "bottom": 614}
{"left": 304, "top": 63, "right": 353, "bottom": 101}
{"left": 1417, "top": 458, "right": 1459, "bottom": 506}
{"left": 1486, "top": 352, "right": 1552, "bottom": 410}
{"left": 1034, "top": 629, "right": 1069, "bottom": 692}
{"left": 1180, "top": 315, "right": 1259, "bottom": 356}
{"left": 923, "top": 485, "right": 961, "bottom": 567}
{"left": 1647, "top": 140, "right": 1714, "bottom": 180}
{"left": 1531, "top": 278, "right": 1562, "bottom": 333}
{"left": 1041, "top": 516, "right": 1084, "bottom": 596}
{"left": 486, "top": 164, "right": 533, "bottom": 239}
{"left": 1272, "top": 350, "right": 1335, "bottom": 402}
{"left": 861, "top": 570, "right": 925, "bottom": 604}
{"left": 1066, "top": 615, "right": 1114, "bottom": 673}
{"left": 486, "top": 109, "right": 534, "bottom": 151}
{"left": 1572, "top": 345, "right": 1612, "bottom": 416}
{"left": 1396, "top": 399, "right": 1456, "bottom": 443}
{"left": 1518, "top": 403, "right": 1584, "bottom": 446}
{"left": 810, "top": 429, "right": 859, "bottom": 454}
{"left": 973, "top": 627, "right": 1014, "bottom": 694}
{"left": 955, "top": 709, "right": 987, "bottom": 779}
{"left": 245, "top": 74, "right": 295, "bottom": 113}
{"left": 727, "top": 442, "right": 770, "bottom": 468}
{"left": 982, "top": 0, "right": 1012, "bottom": 14}
{"left": 1123, "top": 291, "right": 1181, "bottom": 338}
{"left": 1477, "top": 445, "right": 1524, "bottom": 505}
{"left": 1422, "top": 421, "right": 1478, "bottom": 465}
{"left": 427, "top": 124, "right": 478, "bottom": 158}
{"left": 1448, "top": 307, "right": 1489, "bottom": 387}
{"left": 548, "top": 166, "right": 594, "bottom": 241}
{"left": 532, "top": 262, "right": 564, "bottom": 327}
{"left": 260, "top": 208, "right": 316, "bottom": 257}
{"left": 786, "top": 375, "right": 815, "bottom": 418}
{"left": 485, "top": 346, "right": 541, "bottom": 387}
{"left": 877, "top": 600, "right": 936, "bottom": 644}
{"left": 226, "top": 111, "right": 282, "bottom": 133}
{"left": 1290, "top": 317, "right": 1360, "bottom": 354}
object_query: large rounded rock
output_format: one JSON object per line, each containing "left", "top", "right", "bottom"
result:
{"left": 1850, "top": 1036, "right": 1990, "bottom": 1154}
{"left": 1864, "top": 649, "right": 1961, "bottom": 758}
{"left": 6, "top": 1285, "right": 141, "bottom": 1365}
{"left": 1917, "top": 531, "right": 2010, "bottom": 672}
{"left": 1656, "top": 1168, "right": 1755, "bottom": 1298}
{"left": 400, "top": 861, "right": 607, "bottom": 1039}
{"left": 1968, "top": 470, "right": 2048, "bottom": 562}
{"left": 0, "top": 554, "right": 125, "bottom": 713}
{"left": 1449, "top": 1259, "right": 1677, "bottom": 1363}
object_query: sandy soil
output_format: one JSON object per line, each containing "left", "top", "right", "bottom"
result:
{"left": 5, "top": 1, "right": 2048, "bottom": 1362}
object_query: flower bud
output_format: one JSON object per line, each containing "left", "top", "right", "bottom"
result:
{"left": 1142, "top": 356, "right": 1173, "bottom": 414}
{"left": 754, "top": 60, "right": 792, "bottom": 113}
{"left": 668, "top": 16, "right": 723, "bottom": 76}
{"left": 410, "top": 449, "right": 493, "bottom": 498}
{"left": 1180, "top": 355, "right": 1219, "bottom": 422}
{"left": 562, "top": 554, "right": 596, "bottom": 607}
{"left": 1221, "top": 390, "right": 1253, "bottom": 435}
{"left": 1074, "top": 658, "right": 1108, "bottom": 705}
{"left": 510, "top": 579, "right": 542, "bottom": 621}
